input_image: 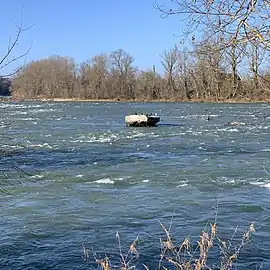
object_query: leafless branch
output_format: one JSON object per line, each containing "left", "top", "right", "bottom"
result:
{"left": 154, "top": 0, "right": 270, "bottom": 50}
{"left": 0, "top": 7, "right": 34, "bottom": 77}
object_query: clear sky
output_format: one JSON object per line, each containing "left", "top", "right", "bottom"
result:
{"left": 0, "top": 0, "right": 186, "bottom": 75}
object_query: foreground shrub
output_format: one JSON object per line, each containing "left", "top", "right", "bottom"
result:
{"left": 83, "top": 221, "right": 255, "bottom": 269}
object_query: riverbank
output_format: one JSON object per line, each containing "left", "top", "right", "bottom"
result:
{"left": 6, "top": 97, "right": 270, "bottom": 103}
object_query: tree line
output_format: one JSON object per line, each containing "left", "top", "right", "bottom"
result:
{"left": 11, "top": 44, "right": 269, "bottom": 101}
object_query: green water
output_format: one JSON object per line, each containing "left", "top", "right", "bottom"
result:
{"left": 0, "top": 101, "right": 270, "bottom": 269}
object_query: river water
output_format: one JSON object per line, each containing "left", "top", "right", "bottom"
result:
{"left": 0, "top": 101, "right": 270, "bottom": 269}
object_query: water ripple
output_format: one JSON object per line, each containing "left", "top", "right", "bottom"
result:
{"left": 1, "top": 101, "right": 270, "bottom": 269}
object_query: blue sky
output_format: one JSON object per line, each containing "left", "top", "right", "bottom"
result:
{"left": 0, "top": 0, "right": 186, "bottom": 75}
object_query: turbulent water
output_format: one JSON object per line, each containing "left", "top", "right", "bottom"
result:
{"left": 1, "top": 101, "right": 270, "bottom": 269}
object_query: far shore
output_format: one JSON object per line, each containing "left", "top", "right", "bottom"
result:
{"left": 2, "top": 96, "right": 270, "bottom": 104}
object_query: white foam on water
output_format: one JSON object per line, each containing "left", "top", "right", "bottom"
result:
{"left": 176, "top": 179, "right": 189, "bottom": 187}
{"left": 226, "top": 179, "right": 237, "bottom": 184}
{"left": 8, "top": 107, "right": 58, "bottom": 116}
{"left": 215, "top": 176, "right": 270, "bottom": 189}
{"left": 0, "top": 103, "right": 43, "bottom": 109}
{"left": 190, "top": 131, "right": 203, "bottom": 135}
{"left": 31, "top": 108, "right": 58, "bottom": 113}
{"left": 177, "top": 183, "right": 188, "bottom": 187}
{"left": 91, "top": 176, "right": 130, "bottom": 185}
{"left": 190, "top": 114, "right": 220, "bottom": 118}
{"left": 115, "top": 177, "right": 125, "bottom": 181}
{"left": 11, "top": 111, "right": 28, "bottom": 115}
{"left": 76, "top": 174, "right": 83, "bottom": 178}
{"left": 215, "top": 176, "right": 243, "bottom": 185}
{"left": 30, "top": 174, "right": 44, "bottom": 179}
{"left": 71, "top": 130, "right": 159, "bottom": 144}
{"left": 218, "top": 128, "right": 239, "bottom": 132}
{"left": 142, "top": 179, "right": 150, "bottom": 183}
{"left": 1, "top": 144, "right": 24, "bottom": 149}
{"left": 27, "top": 142, "right": 54, "bottom": 149}
{"left": 250, "top": 181, "right": 270, "bottom": 189}
{"left": 265, "top": 183, "right": 270, "bottom": 189}
{"left": 94, "top": 178, "right": 115, "bottom": 184}
{"left": 20, "top": 117, "right": 39, "bottom": 121}
{"left": 125, "top": 131, "right": 159, "bottom": 140}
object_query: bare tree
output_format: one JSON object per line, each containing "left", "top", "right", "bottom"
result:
{"left": 79, "top": 62, "right": 91, "bottom": 99}
{"left": 91, "top": 54, "right": 109, "bottom": 98}
{"left": 1, "top": 10, "right": 33, "bottom": 78}
{"left": 226, "top": 44, "right": 243, "bottom": 98}
{"left": 136, "top": 67, "right": 165, "bottom": 100}
{"left": 177, "top": 49, "right": 192, "bottom": 99}
{"left": 109, "top": 49, "right": 137, "bottom": 100}
{"left": 155, "top": 0, "right": 270, "bottom": 50}
{"left": 194, "top": 40, "right": 226, "bottom": 100}
{"left": 12, "top": 56, "right": 77, "bottom": 99}
{"left": 161, "top": 45, "right": 180, "bottom": 99}
{"left": 1, "top": 11, "right": 33, "bottom": 192}
{"left": 242, "top": 37, "right": 270, "bottom": 99}
{"left": 251, "top": 42, "right": 260, "bottom": 90}
{"left": 1, "top": 11, "right": 32, "bottom": 97}
{"left": 12, "top": 60, "right": 44, "bottom": 99}
{"left": 248, "top": 39, "right": 266, "bottom": 90}
{"left": 79, "top": 54, "right": 109, "bottom": 99}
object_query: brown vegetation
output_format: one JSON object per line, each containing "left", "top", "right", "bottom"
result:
{"left": 153, "top": 0, "right": 270, "bottom": 102}
{"left": 85, "top": 221, "right": 255, "bottom": 269}
{"left": 11, "top": 43, "right": 269, "bottom": 102}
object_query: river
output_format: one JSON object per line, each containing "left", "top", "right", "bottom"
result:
{"left": 0, "top": 101, "right": 270, "bottom": 269}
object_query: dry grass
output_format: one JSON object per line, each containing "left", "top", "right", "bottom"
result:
{"left": 83, "top": 221, "right": 255, "bottom": 270}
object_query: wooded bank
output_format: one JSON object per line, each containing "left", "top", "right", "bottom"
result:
{"left": 8, "top": 44, "right": 269, "bottom": 102}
